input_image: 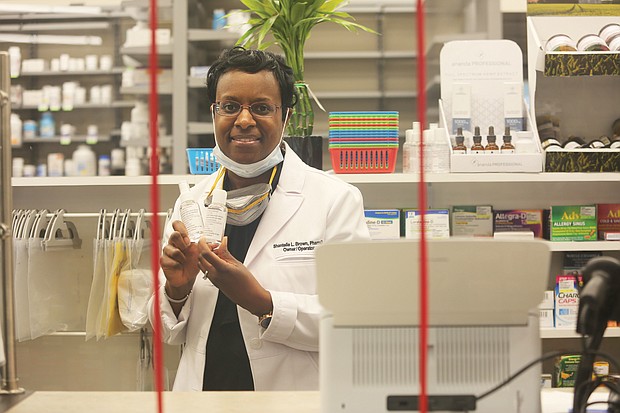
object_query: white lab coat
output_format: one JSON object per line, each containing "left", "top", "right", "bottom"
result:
{"left": 149, "top": 143, "right": 370, "bottom": 391}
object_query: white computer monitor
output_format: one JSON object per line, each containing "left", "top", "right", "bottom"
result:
{"left": 316, "top": 238, "right": 551, "bottom": 413}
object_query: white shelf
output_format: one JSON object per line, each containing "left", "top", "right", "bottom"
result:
{"left": 17, "top": 68, "right": 124, "bottom": 77}
{"left": 540, "top": 327, "right": 620, "bottom": 339}
{"left": 332, "top": 172, "right": 620, "bottom": 184}
{"left": 12, "top": 175, "right": 202, "bottom": 187}
{"left": 14, "top": 101, "right": 135, "bottom": 110}
{"left": 187, "top": 122, "right": 214, "bottom": 135}
{"left": 188, "top": 77, "right": 206, "bottom": 88}
{"left": 14, "top": 172, "right": 620, "bottom": 186}
{"left": 120, "top": 45, "right": 173, "bottom": 56}
{"left": 187, "top": 29, "right": 239, "bottom": 42}
{"left": 21, "top": 135, "right": 111, "bottom": 144}
{"left": 119, "top": 135, "right": 173, "bottom": 148}
{"left": 305, "top": 51, "right": 417, "bottom": 60}
{"left": 120, "top": 85, "right": 173, "bottom": 95}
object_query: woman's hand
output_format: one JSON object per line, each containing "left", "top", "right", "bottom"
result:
{"left": 197, "top": 236, "right": 273, "bottom": 317}
{"left": 160, "top": 220, "right": 201, "bottom": 298}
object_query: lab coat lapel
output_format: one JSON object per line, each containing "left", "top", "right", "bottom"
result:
{"left": 244, "top": 144, "right": 306, "bottom": 267}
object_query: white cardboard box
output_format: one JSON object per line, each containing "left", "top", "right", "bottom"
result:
{"left": 438, "top": 40, "right": 543, "bottom": 173}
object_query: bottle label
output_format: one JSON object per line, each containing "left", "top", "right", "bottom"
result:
{"left": 180, "top": 201, "right": 204, "bottom": 243}
{"left": 500, "top": 149, "right": 515, "bottom": 154}
{"left": 204, "top": 208, "right": 226, "bottom": 243}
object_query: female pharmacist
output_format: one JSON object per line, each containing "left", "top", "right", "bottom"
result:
{"left": 149, "top": 47, "right": 370, "bottom": 391}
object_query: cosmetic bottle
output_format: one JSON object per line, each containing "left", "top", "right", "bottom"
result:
{"left": 485, "top": 126, "right": 499, "bottom": 153}
{"left": 563, "top": 136, "right": 586, "bottom": 150}
{"left": 452, "top": 127, "right": 467, "bottom": 154}
{"left": 471, "top": 126, "right": 485, "bottom": 154}
{"left": 204, "top": 189, "right": 228, "bottom": 244}
{"left": 431, "top": 127, "right": 450, "bottom": 173}
{"left": 402, "top": 122, "right": 420, "bottom": 173}
{"left": 178, "top": 180, "right": 205, "bottom": 243}
{"left": 500, "top": 127, "right": 515, "bottom": 154}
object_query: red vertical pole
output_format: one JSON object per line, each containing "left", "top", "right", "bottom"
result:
{"left": 416, "top": 1, "right": 428, "bottom": 413}
{"left": 148, "top": 1, "right": 164, "bottom": 412}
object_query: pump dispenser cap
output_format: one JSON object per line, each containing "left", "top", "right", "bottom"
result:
{"left": 179, "top": 180, "right": 190, "bottom": 194}
{"left": 212, "top": 188, "right": 227, "bottom": 205}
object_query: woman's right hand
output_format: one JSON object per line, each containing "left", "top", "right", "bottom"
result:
{"left": 160, "top": 220, "right": 200, "bottom": 297}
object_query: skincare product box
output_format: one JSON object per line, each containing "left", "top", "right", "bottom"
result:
{"left": 438, "top": 40, "right": 543, "bottom": 173}
{"left": 550, "top": 205, "right": 597, "bottom": 241}
{"left": 597, "top": 203, "right": 620, "bottom": 240}
{"left": 493, "top": 209, "right": 544, "bottom": 238}
{"left": 364, "top": 209, "right": 400, "bottom": 240}
{"left": 402, "top": 209, "right": 450, "bottom": 240}
{"left": 554, "top": 275, "right": 580, "bottom": 328}
{"left": 539, "top": 290, "right": 555, "bottom": 328}
{"left": 450, "top": 83, "right": 471, "bottom": 134}
{"left": 451, "top": 205, "right": 493, "bottom": 237}
{"left": 504, "top": 82, "right": 524, "bottom": 132}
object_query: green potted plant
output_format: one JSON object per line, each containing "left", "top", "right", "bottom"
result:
{"left": 234, "top": 0, "right": 376, "bottom": 168}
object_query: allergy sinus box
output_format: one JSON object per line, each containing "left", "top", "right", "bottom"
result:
{"left": 550, "top": 205, "right": 597, "bottom": 241}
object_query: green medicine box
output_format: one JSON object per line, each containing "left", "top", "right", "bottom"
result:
{"left": 550, "top": 205, "right": 597, "bottom": 242}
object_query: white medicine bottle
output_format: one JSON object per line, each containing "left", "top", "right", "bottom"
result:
{"left": 72, "top": 144, "right": 96, "bottom": 176}
{"left": 204, "top": 189, "right": 228, "bottom": 244}
{"left": 178, "top": 180, "right": 204, "bottom": 243}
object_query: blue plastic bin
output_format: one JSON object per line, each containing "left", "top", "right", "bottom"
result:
{"left": 186, "top": 148, "right": 219, "bottom": 174}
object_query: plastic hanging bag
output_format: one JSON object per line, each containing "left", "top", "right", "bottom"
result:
{"left": 118, "top": 238, "right": 153, "bottom": 331}
{"left": 95, "top": 236, "right": 115, "bottom": 340}
{"left": 27, "top": 234, "right": 83, "bottom": 339}
{"left": 85, "top": 237, "right": 108, "bottom": 341}
{"left": 13, "top": 236, "right": 31, "bottom": 341}
{"left": 103, "top": 237, "right": 129, "bottom": 337}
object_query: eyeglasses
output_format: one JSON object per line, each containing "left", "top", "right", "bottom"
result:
{"left": 214, "top": 101, "right": 281, "bottom": 118}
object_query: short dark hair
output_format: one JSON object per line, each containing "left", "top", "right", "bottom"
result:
{"left": 206, "top": 47, "right": 297, "bottom": 121}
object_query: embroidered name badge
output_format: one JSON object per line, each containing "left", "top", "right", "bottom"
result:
{"left": 272, "top": 239, "right": 324, "bottom": 259}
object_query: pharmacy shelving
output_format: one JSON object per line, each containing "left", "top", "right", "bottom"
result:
{"left": 11, "top": 168, "right": 620, "bottom": 389}
{"left": 540, "top": 327, "right": 620, "bottom": 340}
{"left": 1, "top": 6, "right": 135, "bottom": 171}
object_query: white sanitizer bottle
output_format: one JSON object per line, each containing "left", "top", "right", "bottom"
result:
{"left": 178, "top": 180, "right": 204, "bottom": 243}
{"left": 204, "top": 189, "right": 228, "bottom": 244}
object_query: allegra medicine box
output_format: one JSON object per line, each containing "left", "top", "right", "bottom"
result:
{"left": 550, "top": 205, "right": 597, "bottom": 241}
{"left": 364, "top": 209, "right": 400, "bottom": 240}
{"left": 597, "top": 203, "right": 620, "bottom": 240}
{"left": 493, "top": 209, "right": 544, "bottom": 238}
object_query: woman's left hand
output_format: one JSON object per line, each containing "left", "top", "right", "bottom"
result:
{"left": 197, "top": 236, "right": 273, "bottom": 317}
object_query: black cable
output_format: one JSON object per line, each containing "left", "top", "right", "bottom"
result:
{"left": 476, "top": 351, "right": 563, "bottom": 401}
{"left": 477, "top": 348, "right": 620, "bottom": 403}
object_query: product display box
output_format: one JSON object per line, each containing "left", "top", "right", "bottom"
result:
{"left": 402, "top": 209, "right": 450, "bottom": 240}
{"left": 493, "top": 209, "right": 544, "bottom": 238}
{"left": 554, "top": 274, "right": 580, "bottom": 328}
{"left": 528, "top": 15, "right": 620, "bottom": 172}
{"left": 562, "top": 251, "right": 601, "bottom": 277}
{"left": 364, "top": 209, "right": 400, "bottom": 240}
{"left": 597, "top": 203, "right": 620, "bottom": 240}
{"left": 438, "top": 40, "right": 543, "bottom": 173}
{"left": 550, "top": 205, "right": 597, "bottom": 242}
{"left": 545, "top": 149, "right": 620, "bottom": 173}
{"left": 539, "top": 290, "right": 554, "bottom": 328}
{"left": 553, "top": 355, "right": 581, "bottom": 388}
{"left": 451, "top": 205, "right": 493, "bottom": 237}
